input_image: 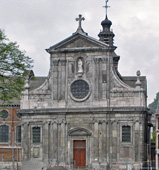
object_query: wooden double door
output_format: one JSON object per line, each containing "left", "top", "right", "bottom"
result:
{"left": 73, "top": 140, "right": 86, "bottom": 168}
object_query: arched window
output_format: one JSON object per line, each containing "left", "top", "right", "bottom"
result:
{"left": 122, "top": 125, "right": 131, "bottom": 142}
{"left": 16, "top": 125, "right": 21, "bottom": 143}
{"left": 0, "top": 125, "right": 9, "bottom": 142}
{"left": 32, "top": 127, "right": 41, "bottom": 143}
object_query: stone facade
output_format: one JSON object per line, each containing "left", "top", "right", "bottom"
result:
{"left": 19, "top": 12, "right": 151, "bottom": 170}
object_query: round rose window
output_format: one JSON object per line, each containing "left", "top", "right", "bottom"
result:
{"left": 71, "top": 80, "right": 89, "bottom": 99}
{"left": 0, "top": 110, "right": 9, "bottom": 119}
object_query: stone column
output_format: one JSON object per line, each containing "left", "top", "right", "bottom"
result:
{"left": 99, "top": 121, "right": 102, "bottom": 163}
{"left": 60, "top": 120, "right": 66, "bottom": 163}
{"left": 42, "top": 121, "right": 49, "bottom": 162}
{"left": 112, "top": 121, "right": 117, "bottom": 161}
{"left": 90, "top": 122, "right": 94, "bottom": 165}
{"left": 65, "top": 122, "right": 68, "bottom": 164}
{"left": 109, "top": 121, "right": 113, "bottom": 163}
{"left": 93, "top": 120, "right": 99, "bottom": 162}
{"left": 102, "top": 121, "right": 107, "bottom": 162}
{"left": 22, "top": 123, "right": 28, "bottom": 160}
{"left": 94, "top": 59, "right": 99, "bottom": 99}
{"left": 106, "top": 120, "right": 110, "bottom": 163}
{"left": 61, "top": 60, "right": 66, "bottom": 100}
{"left": 139, "top": 121, "right": 144, "bottom": 161}
{"left": 22, "top": 122, "right": 30, "bottom": 160}
{"left": 53, "top": 60, "right": 59, "bottom": 100}
{"left": 57, "top": 121, "right": 61, "bottom": 163}
{"left": 117, "top": 121, "right": 120, "bottom": 161}
{"left": 28, "top": 123, "right": 31, "bottom": 159}
{"left": 52, "top": 121, "right": 58, "bottom": 160}
{"left": 134, "top": 121, "right": 139, "bottom": 162}
{"left": 48, "top": 122, "right": 53, "bottom": 161}
{"left": 87, "top": 136, "right": 91, "bottom": 165}
{"left": 57, "top": 61, "right": 62, "bottom": 101}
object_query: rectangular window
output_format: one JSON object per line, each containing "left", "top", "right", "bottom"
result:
{"left": 0, "top": 125, "right": 9, "bottom": 142}
{"left": 33, "top": 127, "right": 41, "bottom": 143}
{"left": 16, "top": 126, "right": 21, "bottom": 143}
{"left": 122, "top": 125, "right": 131, "bottom": 142}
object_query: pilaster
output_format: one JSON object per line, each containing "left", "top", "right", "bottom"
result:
{"left": 93, "top": 120, "right": 99, "bottom": 162}
{"left": 42, "top": 121, "right": 49, "bottom": 162}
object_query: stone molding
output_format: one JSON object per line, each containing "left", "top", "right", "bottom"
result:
{"left": 93, "top": 57, "right": 108, "bottom": 63}
{"left": 68, "top": 127, "right": 92, "bottom": 136}
{"left": 19, "top": 106, "right": 149, "bottom": 115}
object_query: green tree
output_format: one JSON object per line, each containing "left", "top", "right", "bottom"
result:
{"left": 0, "top": 29, "right": 33, "bottom": 103}
{"left": 151, "top": 130, "right": 156, "bottom": 143}
{"left": 149, "top": 92, "right": 159, "bottom": 113}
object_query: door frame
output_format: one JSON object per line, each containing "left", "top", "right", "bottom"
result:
{"left": 68, "top": 128, "right": 92, "bottom": 168}
{"left": 68, "top": 136, "right": 91, "bottom": 168}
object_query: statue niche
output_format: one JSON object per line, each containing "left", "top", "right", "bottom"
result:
{"left": 77, "top": 57, "right": 84, "bottom": 74}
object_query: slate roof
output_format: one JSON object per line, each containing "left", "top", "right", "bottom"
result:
{"left": 28, "top": 75, "right": 147, "bottom": 92}
{"left": 0, "top": 98, "right": 20, "bottom": 106}
{"left": 0, "top": 76, "right": 47, "bottom": 106}
{"left": 29, "top": 76, "right": 47, "bottom": 91}
{"left": 121, "top": 76, "right": 147, "bottom": 90}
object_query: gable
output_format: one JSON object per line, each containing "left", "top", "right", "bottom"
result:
{"left": 58, "top": 36, "right": 103, "bottom": 49}
{"left": 46, "top": 33, "right": 108, "bottom": 52}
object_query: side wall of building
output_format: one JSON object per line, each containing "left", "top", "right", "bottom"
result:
{"left": 0, "top": 106, "right": 22, "bottom": 163}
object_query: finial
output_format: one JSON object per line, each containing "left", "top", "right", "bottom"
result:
{"left": 103, "top": 0, "right": 110, "bottom": 18}
{"left": 136, "top": 70, "right": 141, "bottom": 77}
{"left": 75, "top": 14, "right": 87, "bottom": 35}
{"left": 135, "top": 70, "right": 142, "bottom": 89}
{"left": 76, "top": 14, "right": 85, "bottom": 30}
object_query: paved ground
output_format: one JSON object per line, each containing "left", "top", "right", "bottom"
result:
{"left": 46, "top": 167, "right": 68, "bottom": 170}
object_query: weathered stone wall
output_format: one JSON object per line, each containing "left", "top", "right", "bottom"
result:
{"left": 21, "top": 110, "right": 146, "bottom": 169}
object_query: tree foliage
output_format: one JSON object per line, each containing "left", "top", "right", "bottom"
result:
{"left": 151, "top": 130, "right": 156, "bottom": 143}
{"left": 148, "top": 92, "right": 159, "bottom": 113}
{"left": 0, "top": 29, "right": 33, "bottom": 103}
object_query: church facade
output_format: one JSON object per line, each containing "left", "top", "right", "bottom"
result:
{"left": 19, "top": 8, "right": 151, "bottom": 170}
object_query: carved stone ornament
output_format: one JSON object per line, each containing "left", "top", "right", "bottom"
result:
{"left": 61, "top": 59, "right": 67, "bottom": 66}
{"left": 78, "top": 58, "right": 83, "bottom": 73}
{"left": 68, "top": 127, "right": 92, "bottom": 136}
{"left": 93, "top": 58, "right": 108, "bottom": 64}
{"left": 53, "top": 60, "right": 59, "bottom": 66}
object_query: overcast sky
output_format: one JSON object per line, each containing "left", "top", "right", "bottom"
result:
{"left": 0, "top": 0, "right": 159, "bottom": 105}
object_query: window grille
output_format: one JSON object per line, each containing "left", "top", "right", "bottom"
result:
{"left": 32, "top": 127, "right": 40, "bottom": 143}
{"left": 0, "top": 110, "right": 9, "bottom": 119}
{"left": 71, "top": 80, "right": 89, "bottom": 99}
{"left": 16, "top": 112, "right": 21, "bottom": 119}
{"left": 122, "top": 125, "right": 131, "bottom": 142}
{"left": 0, "top": 125, "right": 9, "bottom": 142}
{"left": 16, "top": 125, "right": 21, "bottom": 143}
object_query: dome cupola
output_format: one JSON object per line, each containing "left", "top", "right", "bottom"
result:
{"left": 98, "top": 0, "right": 115, "bottom": 46}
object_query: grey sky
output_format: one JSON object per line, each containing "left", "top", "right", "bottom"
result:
{"left": 0, "top": 0, "right": 159, "bottom": 104}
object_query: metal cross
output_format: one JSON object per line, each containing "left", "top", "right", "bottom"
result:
{"left": 103, "top": 0, "right": 110, "bottom": 17}
{"left": 76, "top": 14, "right": 85, "bottom": 29}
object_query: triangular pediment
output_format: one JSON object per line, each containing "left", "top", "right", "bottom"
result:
{"left": 46, "top": 32, "right": 109, "bottom": 52}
